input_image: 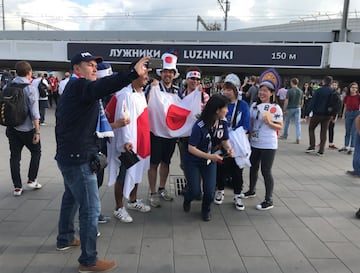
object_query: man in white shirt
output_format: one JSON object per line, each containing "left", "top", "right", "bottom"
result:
{"left": 58, "top": 72, "right": 70, "bottom": 96}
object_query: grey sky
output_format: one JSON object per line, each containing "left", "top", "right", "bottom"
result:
{"left": 2, "top": 0, "right": 360, "bottom": 31}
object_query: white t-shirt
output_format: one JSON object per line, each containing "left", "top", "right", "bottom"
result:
{"left": 250, "top": 102, "right": 283, "bottom": 149}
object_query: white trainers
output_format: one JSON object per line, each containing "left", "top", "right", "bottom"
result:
{"left": 158, "top": 189, "right": 174, "bottom": 201}
{"left": 113, "top": 207, "right": 133, "bottom": 223}
{"left": 26, "top": 180, "right": 42, "bottom": 190}
{"left": 148, "top": 193, "right": 161, "bottom": 208}
{"left": 127, "top": 199, "right": 151, "bottom": 212}
{"left": 234, "top": 196, "right": 245, "bottom": 211}
{"left": 13, "top": 188, "right": 23, "bottom": 196}
{"left": 214, "top": 190, "right": 224, "bottom": 205}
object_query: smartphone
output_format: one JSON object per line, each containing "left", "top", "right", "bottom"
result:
{"left": 147, "top": 58, "right": 163, "bottom": 69}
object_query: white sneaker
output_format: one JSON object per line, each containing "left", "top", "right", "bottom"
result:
{"left": 234, "top": 196, "right": 245, "bottom": 211}
{"left": 158, "top": 189, "right": 174, "bottom": 201}
{"left": 13, "top": 188, "right": 23, "bottom": 196}
{"left": 127, "top": 199, "right": 151, "bottom": 212}
{"left": 113, "top": 207, "right": 133, "bottom": 223}
{"left": 148, "top": 193, "right": 161, "bottom": 208}
{"left": 214, "top": 190, "right": 224, "bottom": 205}
{"left": 26, "top": 180, "right": 42, "bottom": 190}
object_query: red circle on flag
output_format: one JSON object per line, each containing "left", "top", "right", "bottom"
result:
{"left": 270, "top": 107, "right": 277, "bottom": 114}
{"left": 166, "top": 104, "right": 191, "bottom": 130}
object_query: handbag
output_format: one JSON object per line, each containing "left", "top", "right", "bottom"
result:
{"left": 119, "top": 150, "right": 140, "bottom": 169}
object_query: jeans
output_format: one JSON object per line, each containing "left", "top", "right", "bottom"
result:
{"left": 353, "top": 133, "right": 360, "bottom": 175}
{"left": 249, "top": 147, "right": 276, "bottom": 202}
{"left": 184, "top": 160, "right": 216, "bottom": 214}
{"left": 6, "top": 127, "right": 41, "bottom": 189}
{"left": 344, "top": 110, "right": 360, "bottom": 148}
{"left": 308, "top": 115, "right": 331, "bottom": 153}
{"left": 56, "top": 161, "right": 100, "bottom": 266}
{"left": 283, "top": 107, "right": 301, "bottom": 140}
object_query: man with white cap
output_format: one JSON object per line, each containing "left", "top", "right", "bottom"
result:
{"left": 147, "top": 52, "right": 181, "bottom": 207}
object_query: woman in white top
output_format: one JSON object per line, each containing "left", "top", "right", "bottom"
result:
{"left": 243, "top": 80, "right": 283, "bottom": 210}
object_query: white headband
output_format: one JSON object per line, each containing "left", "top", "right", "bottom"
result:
{"left": 186, "top": 71, "right": 201, "bottom": 79}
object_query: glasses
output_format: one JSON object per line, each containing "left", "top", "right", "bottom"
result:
{"left": 189, "top": 77, "right": 200, "bottom": 81}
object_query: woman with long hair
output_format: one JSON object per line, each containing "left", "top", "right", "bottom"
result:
{"left": 183, "top": 94, "right": 234, "bottom": 221}
{"left": 339, "top": 82, "right": 360, "bottom": 155}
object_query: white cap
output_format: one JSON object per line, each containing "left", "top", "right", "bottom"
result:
{"left": 156, "top": 53, "right": 180, "bottom": 79}
{"left": 224, "top": 73, "right": 241, "bottom": 91}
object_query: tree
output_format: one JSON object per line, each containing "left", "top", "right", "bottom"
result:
{"left": 207, "top": 22, "right": 222, "bottom": 31}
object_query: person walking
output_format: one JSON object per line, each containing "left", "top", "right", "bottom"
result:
{"left": 305, "top": 76, "right": 334, "bottom": 156}
{"left": 280, "top": 78, "right": 303, "bottom": 144}
{"left": 5, "top": 61, "right": 42, "bottom": 196}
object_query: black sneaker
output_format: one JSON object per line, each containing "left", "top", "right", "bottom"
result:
{"left": 98, "top": 214, "right": 111, "bottom": 224}
{"left": 256, "top": 200, "right": 274, "bottom": 211}
{"left": 202, "top": 211, "right": 211, "bottom": 222}
{"left": 183, "top": 200, "right": 191, "bottom": 212}
{"left": 243, "top": 190, "right": 256, "bottom": 199}
{"left": 305, "top": 147, "right": 316, "bottom": 153}
{"left": 316, "top": 151, "right": 324, "bottom": 156}
{"left": 356, "top": 208, "right": 360, "bottom": 219}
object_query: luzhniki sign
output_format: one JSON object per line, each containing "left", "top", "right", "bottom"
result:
{"left": 68, "top": 43, "right": 324, "bottom": 68}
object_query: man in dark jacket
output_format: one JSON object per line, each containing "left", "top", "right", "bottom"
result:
{"left": 305, "top": 75, "right": 334, "bottom": 156}
{"left": 55, "top": 51, "right": 149, "bottom": 272}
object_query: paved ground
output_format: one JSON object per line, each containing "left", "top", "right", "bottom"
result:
{"left": 1, "top": 108, "right": 360, "bottom": 273}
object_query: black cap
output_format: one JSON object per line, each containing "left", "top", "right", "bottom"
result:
{"left": 70, "top": 52, "right": 103, "bottom": 67}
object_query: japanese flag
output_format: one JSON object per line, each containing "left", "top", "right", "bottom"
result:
{"left": 148, "top": 86, "right": 202, "bottom": 138}
{"left": 107, "top": 86, "right": 150, "bottom": 200}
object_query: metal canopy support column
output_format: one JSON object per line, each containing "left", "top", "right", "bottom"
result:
{"left": 340, "top": 0, "right": 350, "bottom": 42}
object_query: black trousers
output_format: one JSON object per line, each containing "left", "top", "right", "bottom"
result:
{"left": 249, "top": 147, "right": 276, "bottom": 202}
{"left": 6, "top": 127, "right": 41, "bottom": 189}
{"left": 216, "top": 157, "right": 243, "bottom": 194}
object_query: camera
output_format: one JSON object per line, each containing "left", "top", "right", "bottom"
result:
{"left": 89, "top": 152, "right": 108, "bottom": 173}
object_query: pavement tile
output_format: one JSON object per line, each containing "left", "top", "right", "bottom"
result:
{"left": 283, "top": 227, "right": 335, "bottom": 258}
{"left": 326, "top": 242, "right": 360, "bottom": 273}
{"left": 204, "top": 240, "right": 246, "bottom": 273}
{"left": 242, "top": 256, "right": 283, "bottom": 273}
{"left": 266, "top": 240, "right": 318, "bottom": 273}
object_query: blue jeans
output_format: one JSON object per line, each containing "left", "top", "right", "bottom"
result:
{"left": 184, "top": 160, "right": 216, "bottom": 214}
{"left": 344, "top": 110, "right": 360, "bottom": 148}
{"left": 283, "top": 107, "right": 301, "bottom": 140}
{"left": 56, "top": 161, "right": 100, "bottom": 266}
{"left": 353, "top": 133, "right": 360, "bottom": 175}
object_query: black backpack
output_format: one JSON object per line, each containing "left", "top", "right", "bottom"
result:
{"left": 0, "top": 72, "right": 14, "bottom": 91}
{"left": 326, "top": 91, "right": 342, "bottom": 116}
{"left": 0, "top": 82, "right": 29, "bottom": 127}
{"left": 38, "top": 80, "right": 48, "bottom": 98}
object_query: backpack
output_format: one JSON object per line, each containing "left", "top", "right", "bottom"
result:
{"left": 0, "top": 82, "right": 29, "bottom": 127}
{"left": 0, "top": 72, "right": 14, "bottom": 91}
{"left": 326, "top": 91, "right": 342, "bottom": 116}
{"left": 38, "top": 80, "right": 48, "bottom": 98}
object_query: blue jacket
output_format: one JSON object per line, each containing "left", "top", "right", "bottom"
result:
{"left": 55, "top": 70, "right": 138, "bottom": 165}
{"left": 307, "top": 84, "right": 333, "bottom": 116}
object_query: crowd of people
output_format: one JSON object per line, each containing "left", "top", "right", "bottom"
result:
{"left": 1, "top": 52, "right": 360, "bottom": 272}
